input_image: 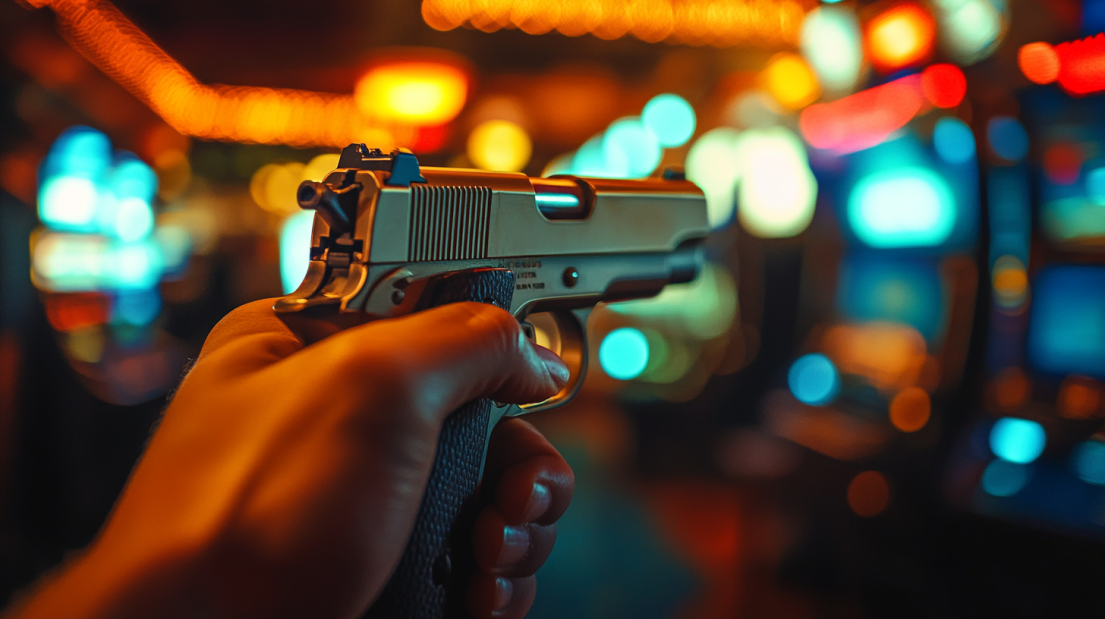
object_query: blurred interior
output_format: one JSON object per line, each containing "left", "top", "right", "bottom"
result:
{"left": 4, "top": 0, "right": 1105, "bottom": 616}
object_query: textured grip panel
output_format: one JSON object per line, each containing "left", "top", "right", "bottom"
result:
{"left": 364, "top": 268, "right": 515, "bottom": 619}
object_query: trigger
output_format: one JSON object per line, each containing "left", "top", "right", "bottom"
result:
{"left": 521, "top": 321, "right": 536, "bottom": 342}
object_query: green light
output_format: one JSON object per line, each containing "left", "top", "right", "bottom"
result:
{"left": 641, "top": 94, "right": 696, "bottom": 148}
{"left": 599, "top": 327, "right": 650, "bottom": 380}
{"left": 280, "top": 211, "right": 316, "bottom": 294}
{"left": 603, "top": 118, "right": 661, "bottom": 178}
{"left": 847, "top": 167, "right": 956, "bottom": 248}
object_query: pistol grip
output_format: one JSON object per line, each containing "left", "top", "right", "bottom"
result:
{"left": 363, "top": 268, "right": 515, "bottom": 619}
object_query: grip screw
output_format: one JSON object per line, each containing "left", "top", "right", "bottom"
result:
{"left": 562, "top": 267, "right": 579, "bottom": 288}
{"left": 391, "top": 290, "right": 405, "bottom": 305}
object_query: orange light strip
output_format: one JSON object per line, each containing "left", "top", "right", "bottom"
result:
{"left": 421, "top": 0, "right": 810, "bottom": 47}
{"left": 42, "top": 0, "right": 407, "bottom": 148}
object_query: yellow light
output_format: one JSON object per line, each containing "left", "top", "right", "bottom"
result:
{"left": 355, "top": 61, "right": 468, "bottom": 125}
{"left": 764, "top": 53, "right": 821, "bottom": 110}
{"left": 41, "top": 0, "right": 421, "bottom": 148}
{"left": 421, "top": 0, "right": 808, "bottom": 47}
{"left": 866, "top": 3, "right": 936, "bottom": 72}
{"left": 467, "top": 120, "right": 532, "bottom": 173}
{"left": 302, "top": 153, "right": 341, "bottom": 183}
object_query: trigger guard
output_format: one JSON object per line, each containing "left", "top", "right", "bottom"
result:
{"left": 511, "top": 309, "right": 589, "bottom": 415}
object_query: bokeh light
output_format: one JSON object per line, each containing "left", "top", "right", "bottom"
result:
{"left": 641, "top": 94, "right": 696, "bottom": 148}
{"left": 889, "top": 386, "right": 930, "bottom": 432}
{"left": 1027, "top": 267, "right": 1105, "bottom": 377}
{"left": 599, "top": 327, "right": 650, "bottom": 381}
{"left": 865, "top": 3, "right": 936, "bottom": 73}
{"left": 847, "top": 471, "right": 890, "bottom": 517}
{"left": 1056, "top": 34, "right": 1105, "bottom": 96}
{"left": 920, "top": 64, "right": 967, "bottom": 109}
{"left": 992, "top": 255, "right": 1028, "bottom": 309}
{"left": 685, "top": 127, "right": 743, "bottom": 228}
{"left": 280, "top": 210, "right": 316, "bottom": 295}
{"left": 1042, "top": 143, "right": 1082, "bottom": 185}
{"left": 1086, "top": 167, "right": 1105, "bottom": 203}
{"left": 788, "top": 353, "right": 840, "bottom": 406}
{"left": 798, "top": 75, "right": 925, "bottom": 154}
{"left": 936, "top": 0, "right": 1005, "bottom": 64}
{"left": 847, "top": 167, "right": 956, "bottom": 248}
{"left": 764, "top": 53, "right": 820, "bottom": 110}
{"left": 987, "top": 116, "right": 1028, "bottom": 161}
{"left": 1073, "top": 440, "right": 1105, "bottom": 486}
{"left": 800, "top": 6, "right": 864, "bottom": 96}
{"left": 1058, "top": 376, "right": 1101, "bottom": 419}
{"left": 734, "top": 128, "right": 818, "bottom": 239}
{"left": 981, "top": 458, "right": 1030, "bottom": 496}
{"left": 933, "top": 117, "right": 976, "bottom": 165}
{"left": 602, "top": 117, "right": 662, "bottom": 178}
{"left": 1019, "top": 42, "right": 1060, "bottom": 84}
{"left": 355, "top": 60, "right": 468, "bottom": 125}
{"left": 468, "top": 120, "right": 533, "bottom": 172}
{"left": 989, "top": 418, "right": 1046, "bottom": 464}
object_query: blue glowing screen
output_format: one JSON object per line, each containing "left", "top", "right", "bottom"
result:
{"left": 1028, "top": 266, "right": 1105, "bottom": 377}
{"left": 788, "top": 353, "right": 840, "bottom": 406}
{"left": 989, "top": 417, "right": 1046, "bottom": 464}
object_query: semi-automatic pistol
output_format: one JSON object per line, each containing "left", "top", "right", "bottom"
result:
{"left": 275, "top": 144, "right": 709, "bottom": 618}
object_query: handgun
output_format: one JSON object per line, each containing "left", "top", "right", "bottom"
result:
{"left": 275, "top": 144, "right": 709, "bottom": 618}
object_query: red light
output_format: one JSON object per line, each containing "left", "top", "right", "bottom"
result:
{"left": 1056, "top": 34, "right": 1105, "bottom": 95}
{"left": 1043, "top": 143, "right": 1082, "bottom": 185}
{"left": 921, "top": 64, "right": 967, "bottom": 108}
{"left": 1019, "top": 42, "right": 1060, "bottom": 84}
{"left": 865, "top": 3, "right": 936, "bottom": 73}
{"left": 798, "top": 75, "right": 924, "bottom": 154}
{"left": 44, "top": 293, "right": 111, "bottom": 332}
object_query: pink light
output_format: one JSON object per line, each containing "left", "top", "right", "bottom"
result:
{"left": 799, "top": 75, "right": 924, "bottom": 154}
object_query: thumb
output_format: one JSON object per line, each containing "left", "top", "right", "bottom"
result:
{"left": 301, "top": 302, "right": 570, "bottom": 424}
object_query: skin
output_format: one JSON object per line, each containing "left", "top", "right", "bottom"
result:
{"left": 5, "top": 299, "right": 575, "bottom": 619}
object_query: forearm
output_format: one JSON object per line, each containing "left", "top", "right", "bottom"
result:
{"left": 5, "top": 539, "right": 201, "bottom": 619}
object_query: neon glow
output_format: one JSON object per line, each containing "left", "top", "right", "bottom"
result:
{"left": 989, "top": 418, "right": 1046, "bottom": 464}
{"left": 981, "top": 459, "right": 1029, "bottom": 497}
{"left": 800, "top": 6, "right": 864, "bottom": 96}
{"left": 39, "top": 176, "right": 99, "bottom": 231}
{"left": 788, "top": 353, "right": 840, "bottom": 406}
{"left": 865, "top": 3, "right": 936, "bottom": 73}
{"left": 599, "top": 327, "right": 650, "bottom": 381}
{"left": 641, "top": 94, "right": 696, "bottom": 148}
{"left": 280, "top": 211, "right": 317, "bottom": 295}
{"left": 847, "top": 167, "right": 956, "bottom": 248}
{"left": 1088, "top": 167, "right": 1105, "bottom": 203}
{"left": 933, "top": 117, "right": 976, "bottom": 165}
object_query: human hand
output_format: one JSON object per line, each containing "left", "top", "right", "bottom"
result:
{"left": 8, "top": 299, "right": 574, "bottom": 619}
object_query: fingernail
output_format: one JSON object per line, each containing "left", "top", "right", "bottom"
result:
{"left": 493, "top": 577, "right": 513, "bottom": 612}
{"left": 497, "top": 525, "right": 530, "bottom": 568}
{"left": 523, "top": 482, "right": 552, "bottom": 522}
